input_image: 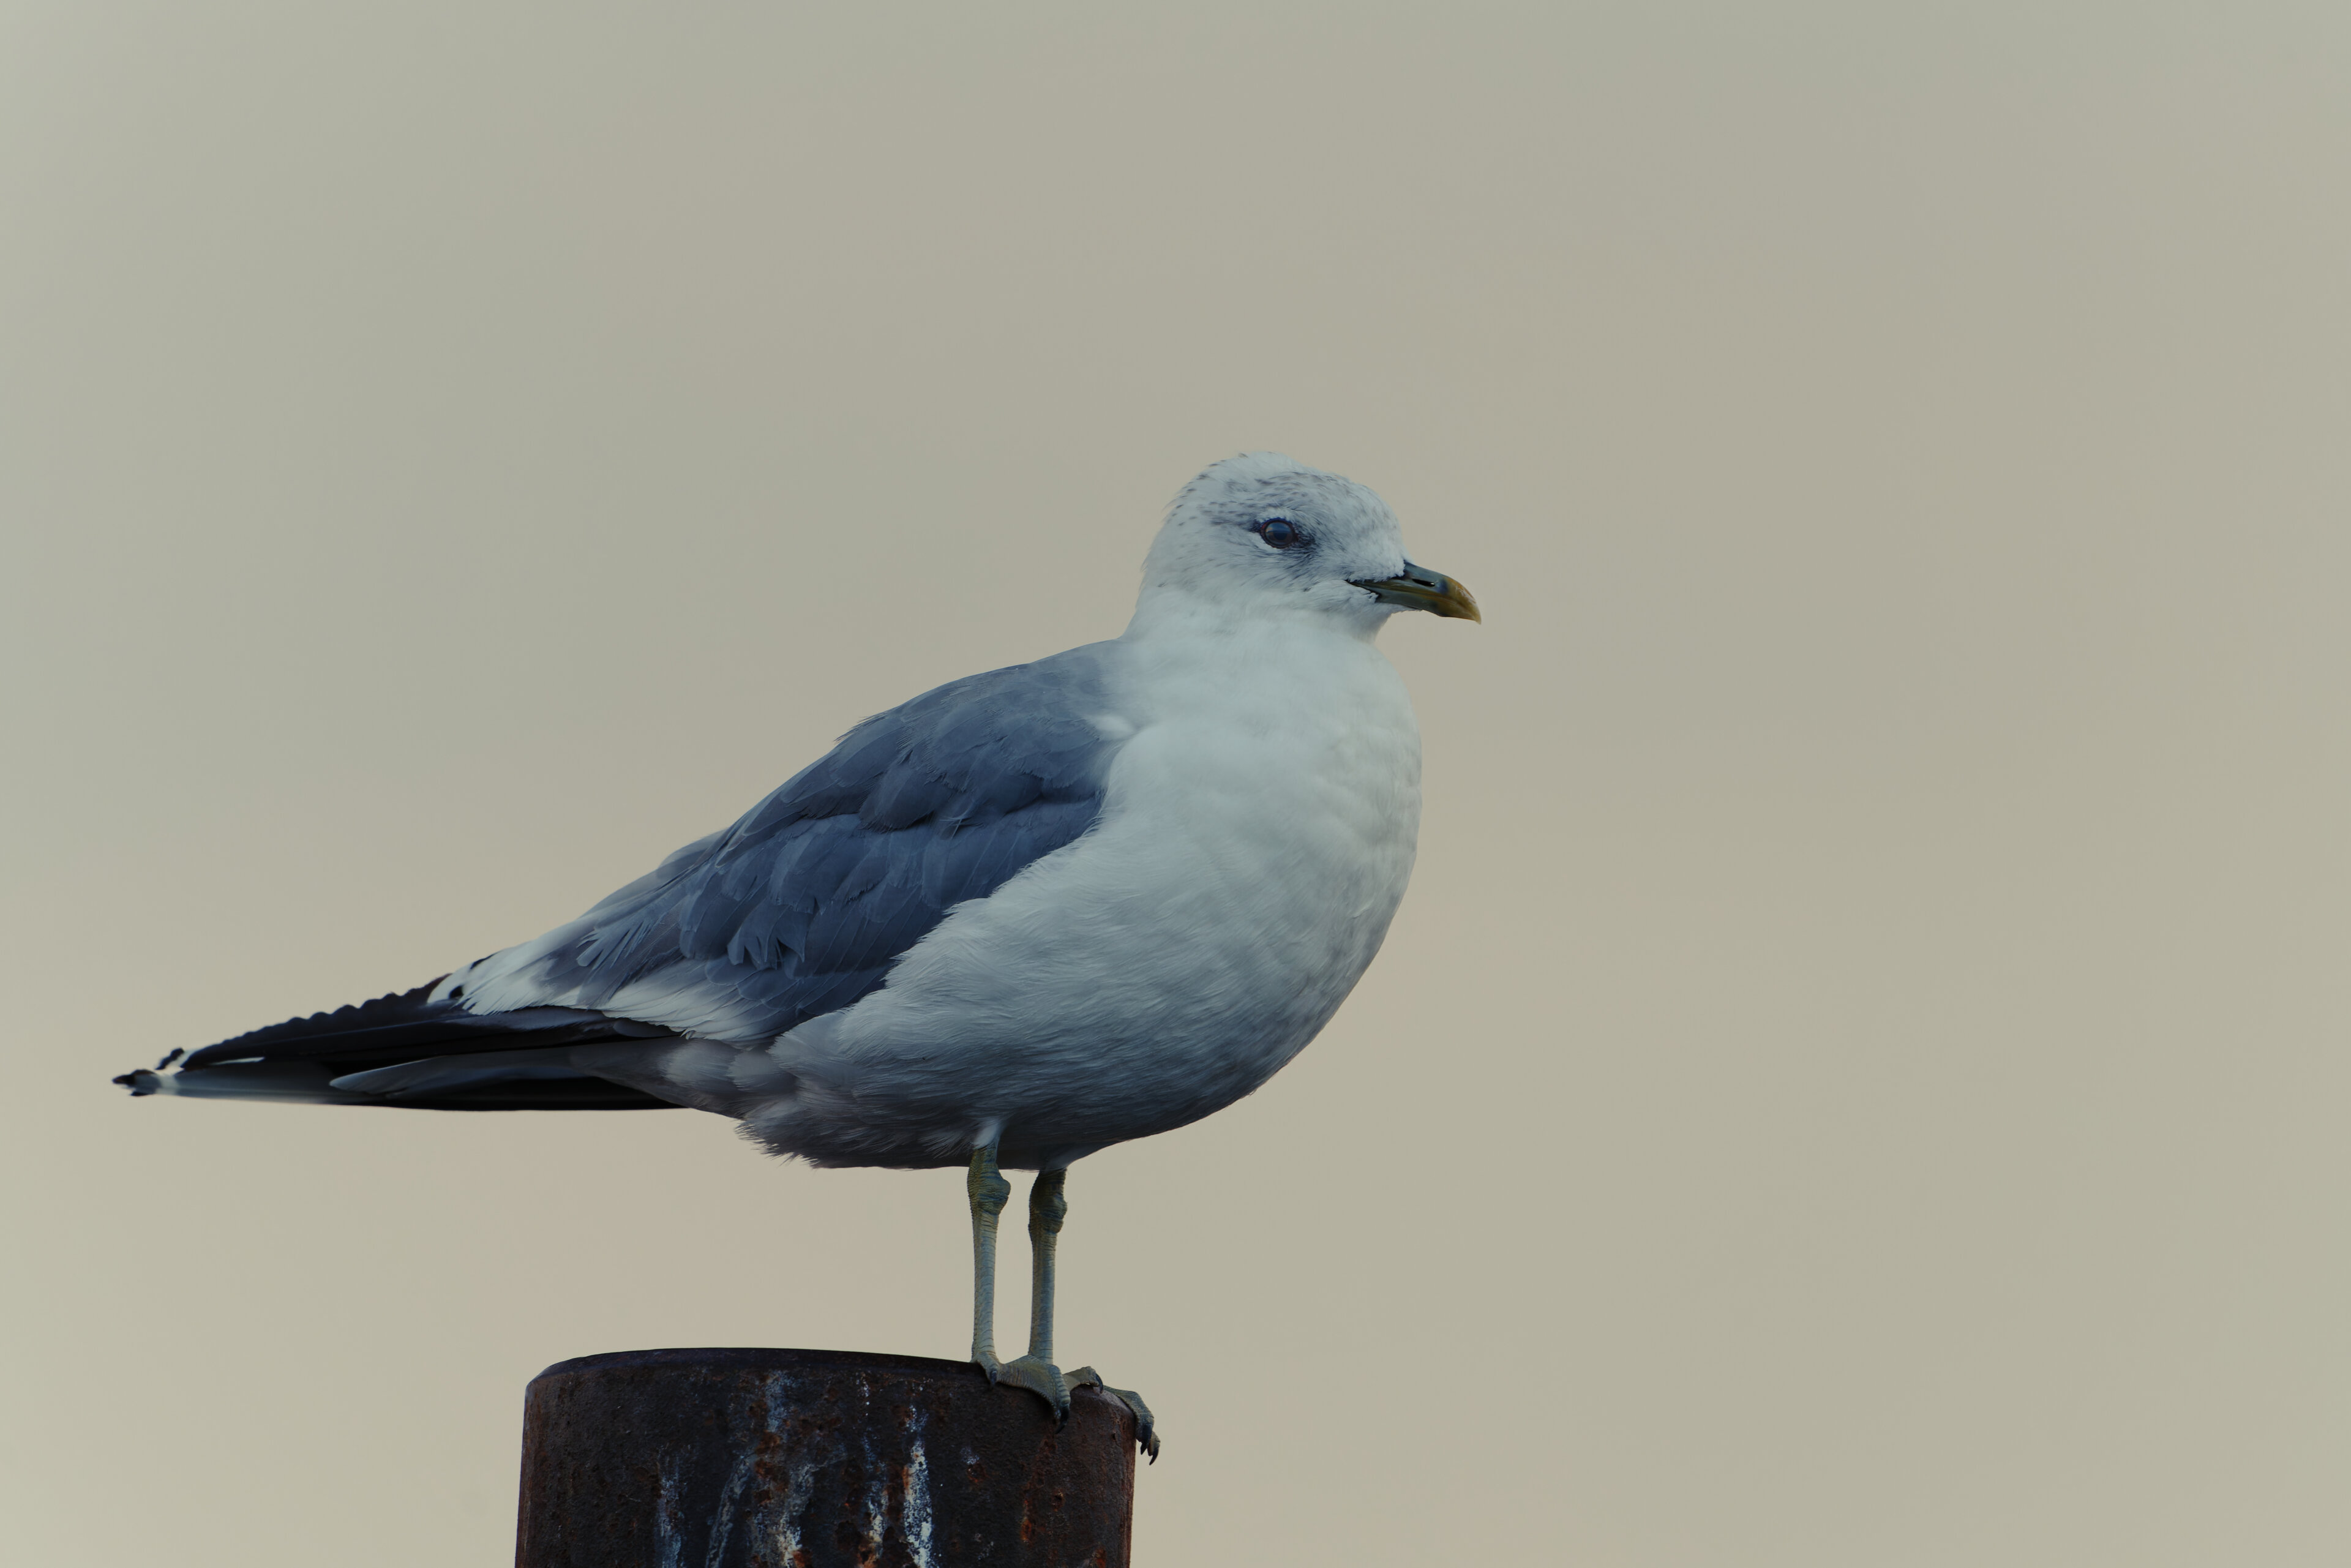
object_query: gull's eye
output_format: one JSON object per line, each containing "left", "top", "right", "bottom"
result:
{"left": 1256, "top": 518, "right": 1302, "bottom": 550}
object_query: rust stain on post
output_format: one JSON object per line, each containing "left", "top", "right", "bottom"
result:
{"left": 516, "top": 1348, "right": 1138, "bottom": 1568}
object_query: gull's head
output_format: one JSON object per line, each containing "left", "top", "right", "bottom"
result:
{"left": 1134, "top": 452, "right": 1479, "bottom": 636}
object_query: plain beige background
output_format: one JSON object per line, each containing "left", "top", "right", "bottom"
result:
{"left": 6, "top": 3, "right": 2349, "bottom": 1564}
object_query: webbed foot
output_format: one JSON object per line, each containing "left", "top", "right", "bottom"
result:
{"left": 1069, "top": 1366, "right": 1160, "bottom": 1461}
{"left": 990, "top": 1352, "right": 1074, "bottom": 1420}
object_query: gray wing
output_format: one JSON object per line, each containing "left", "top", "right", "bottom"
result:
{"left": 132, "top": 643, "right": 1128, "bottom": 1108}
{"left": 457, "top": 640, "right": 1127, "bottom": 1041}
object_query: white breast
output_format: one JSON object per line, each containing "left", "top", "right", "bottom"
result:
{"left": 765, "top": 615, "right": 1423, "bottom": 1164}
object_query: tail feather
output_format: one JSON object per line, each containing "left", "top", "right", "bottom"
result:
{"left": 118, "top": 978, "right": 686, "bottom": 1111}
{"left": 181, "top": 980, "right": 675, "bottom": 1071}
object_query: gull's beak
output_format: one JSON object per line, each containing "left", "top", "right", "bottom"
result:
{"left": 1350, "top": 562, "right": 1482, "bottom": 623}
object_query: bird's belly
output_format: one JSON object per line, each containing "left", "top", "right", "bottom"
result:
{"left": 757, "top": 662, "right": 1423, "bottom": 1167}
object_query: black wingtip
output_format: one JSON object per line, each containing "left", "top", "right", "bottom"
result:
{"left": 155, "top": 1048, "right": 184, "bottom": 1071}
{"left": 113, "top": 1069, "right": 160, "bottom": 1097}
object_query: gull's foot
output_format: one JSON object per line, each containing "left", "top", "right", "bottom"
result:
{"left": 1069, "top": 1366, "right": 1160, "bottom": 1462}
{"left": 991, "top": 1354, "right": 1073, "bottom": 1420}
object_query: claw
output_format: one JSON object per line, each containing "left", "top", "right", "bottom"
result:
{"left": 1068, "top": 1367, "right": 1159, "bottom": 1461}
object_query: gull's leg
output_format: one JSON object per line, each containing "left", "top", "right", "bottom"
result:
{"left": 994, "top": 1165, "right": 1162, "bottom": 1460}
{"left": 1029, "top": 1167, "right": 1065, "bottom": 1365}
{"left": 994, "top": 1167, "right": 1073, "bottom": 1417}
{"left": 967, "top": 1142, "right": 1011, "bottom": 1382}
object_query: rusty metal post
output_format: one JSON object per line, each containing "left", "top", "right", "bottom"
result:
{"left": 516, "top": 1348, "right": 1138, "bottom": 1568}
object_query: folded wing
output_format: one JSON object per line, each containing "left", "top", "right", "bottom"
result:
{"left": 122, "top": 643, "right": 1127, "bottom": 1109}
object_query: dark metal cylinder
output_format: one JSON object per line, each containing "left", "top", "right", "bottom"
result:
{"left": 516, "top": 1348, "right": 1138, "bottom": 1568}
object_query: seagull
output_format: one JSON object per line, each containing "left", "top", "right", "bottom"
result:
{"left": 116, "top": 452, "right": 1478, "bottom": 1458}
